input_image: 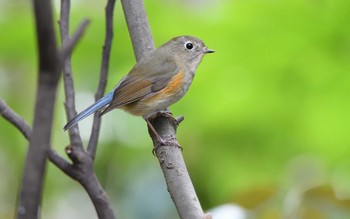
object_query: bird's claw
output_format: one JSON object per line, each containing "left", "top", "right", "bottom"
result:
{"left": 157, "top": 111, "right": 181, "bottom": 126}
{"left": 152, "top": 138, "right": 183, "bottom": 156}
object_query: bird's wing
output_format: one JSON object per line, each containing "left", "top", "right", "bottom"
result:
{"left": 99, "top": 59, "right": 179, "bottom": 116}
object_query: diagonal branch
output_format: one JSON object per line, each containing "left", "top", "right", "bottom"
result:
{"left": 49, "top": 142, "right": 116, "bottom": 219}
{"left": 121, "top": 0, "right": 208, "bottom": 218}
{"left": 55, "top": 0, "right": 117, "bottom": 218}
{"left": 0, "top": 99, "right": 75, "bottom": 176}
{"left": 87, "top": 0, "right": 116, "bottom": 159}
{"left": 0, "top": 99, "right": 31, "bottom": 140}
{"left": 59, "top": 19, "right": 90, "bottom": 60}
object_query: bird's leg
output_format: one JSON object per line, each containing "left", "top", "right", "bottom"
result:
{"left": 145, "top": 118, "right": 166, "bottom": 145}
{"left": 158, "top": 109, "right": 173, "bottom": 117}
{"left": 145, "top": 118, "right": 183, "bottom": 155}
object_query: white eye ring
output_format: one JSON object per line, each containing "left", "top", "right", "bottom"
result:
{"left": 184, "top": 41, "right": 194, "bottom": 50}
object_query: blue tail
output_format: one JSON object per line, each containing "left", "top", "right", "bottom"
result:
{"left": 63, "top": 91, "right": 114, "bottom": 131}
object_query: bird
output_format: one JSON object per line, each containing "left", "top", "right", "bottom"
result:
{"left": 64, "top": 35, "right": 214, "bottom": 144}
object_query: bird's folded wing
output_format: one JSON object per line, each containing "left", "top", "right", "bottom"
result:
{"left": 100, "top": 60, "right": 179, "bottom": 116}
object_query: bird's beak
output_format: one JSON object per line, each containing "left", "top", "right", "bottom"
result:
{"left": 204, "top": 47, "right": 215, "bottom": 54}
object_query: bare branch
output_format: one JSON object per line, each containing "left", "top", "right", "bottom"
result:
{"left": 59, "top": 19, "right": 90, "bottom": 60}
{"left": 0, "top": 97, "right": 115, "bottom": 219}
{"left": 87, "top": 0, "right": 116, "bottom": 159}
{"left": 80, "top": 167, "right": 116, "bottom": 219}
{"left": 0, "top": 98, "right": 76, "bottom": 181}
{"left": 0, "top": 99, "right": 31, "bottom": 140}
{"left": 1, "top": 0, "right": 115, "bottom": 218}
{"left": 150, "top": 114, "right": 207, "bottom": 219}
{"left": 121, "top": 0, "right": 206, "bottom": 218}
{"left": 176, "top": 115, "right": 185, "bottom": 125}
{"left": 59, "top": 0, "right": 84, "bottom": 147}
{"left": 17, "top": 0, "right": 61, "bottom": 218}
{"left": 49, "top": 142, "right": 116, "bottom": 219}
{"left": 47, "top": 148, "right": 76, "bottom": 176}
{"left": 121, "top": 0, "right": 154, "bottom": 61}
{"left": 56, "top": 0, "right": 117, "bottom": 218}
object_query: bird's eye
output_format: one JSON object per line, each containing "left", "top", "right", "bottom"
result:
{"left": 185, "top": 42, "right": 194, "bottom": 50}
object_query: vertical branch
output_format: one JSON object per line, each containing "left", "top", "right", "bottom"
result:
{"left": 4, "top": 0, "right": 116, "bottom": 218}
{"left": 59, "top": 0, "right": 83, "bottom": 147}
{"left": 120, "top": 0, "right": 154, "bottom": 61}
{"left": 87, "top": 0, "right": 116, "bottom": 158}
{"left": 121, "top": 0, "right": 208, "bottom": 218}
{"left": 17, "top": 0, "right": 61, "bottom": 218}
{"left": 53, "top": 0, "right": 117, "bottom": 218}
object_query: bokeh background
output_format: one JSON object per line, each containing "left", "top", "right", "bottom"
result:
{"left": 1, "top": 0, "right": 350, "bottom": 218}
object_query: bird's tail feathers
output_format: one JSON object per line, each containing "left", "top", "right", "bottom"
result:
{"left": 63, "top": 91, "right": 114, "bottom": 131}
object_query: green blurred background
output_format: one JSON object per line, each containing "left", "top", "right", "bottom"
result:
{"left": 1, "top": 0, "right": 350, "bottom": 218}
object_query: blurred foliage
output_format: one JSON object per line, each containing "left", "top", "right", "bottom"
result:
{"left": 1, "top": 0, "right": 350, "bottom": 218}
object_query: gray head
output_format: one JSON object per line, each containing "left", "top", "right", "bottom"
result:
{"left": 161, "top": 35, "right": 214, "bottom": 68}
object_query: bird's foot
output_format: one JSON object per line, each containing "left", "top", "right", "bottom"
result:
{"left": 152, "top": 137, "right": 183, "bottom": 155}
{"left": 156, "top": 111, "right": 183, "bottom": 126}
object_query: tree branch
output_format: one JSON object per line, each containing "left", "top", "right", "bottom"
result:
{"left": 50, "top": 143, "right": 116, "bottom": 219}
{"left": 149, "top": 114, "right": 208, "bottom": 219}
{"left": 59, "top": 19, "right": 90, "bottom": 60}
{"left": 0, "top": 99, "right": 31, "bottom": 140}
{"left": 0, "top": 97, "right": 116, "bottom": 219}
{"left": 59, "top": 0, "right": 85, "bottom": 147}
{"left": 2, "top": 0, "right": 116, "bottom": 218}
{"left": 55, "top": 0, "right": 117, "bottom": 218}
{"left": 50, "top": 145, "right": 117, "bottom": 219}
{"left": 16, "top": 0, "right": 61, "bottom": 218}
{"left": 87, "top": 0, "right": 116, "bottom": 159}
{"left": 0, "top": 98, "right": 74, "bottom": 178}
{"left": 47, "top": 148, "right": 76, "bottom": 176}
{"left": 121, "top": 1, "right": 208, "bottom": 218}
{"left": 121, "top": 0, "right": 154, "bottom": 61}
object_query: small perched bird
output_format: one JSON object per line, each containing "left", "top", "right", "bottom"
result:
{"left": 64, "top": 35, "right": 214, "bottom": 144}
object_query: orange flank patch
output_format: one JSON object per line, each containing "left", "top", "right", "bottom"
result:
{"left": 162, "top": 70, "right": 184, "bottom": 95}
{"left": 146, "top": 70, "right": 184, "bottom": 102}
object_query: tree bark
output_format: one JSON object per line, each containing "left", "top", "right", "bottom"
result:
{"left": 87, "top": 0, "right": 116, "bottom": 158}
{"left": 17, "top": 0, "right": 61, "bottom": 218}
{"left": 50, "top": 0, "right": 117, "bottom": 218}
{"left": 121, "top": 0, "right": 154, "bottom": 61}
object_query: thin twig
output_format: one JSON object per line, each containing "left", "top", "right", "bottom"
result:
{"left": 56, "top": 0, "right": 117, "bottom": 218}
{"left": 59, "top": 19, "right": 90, "bottom": 60}
{"left": 59, "top": 0, "right": 85, "bottom": 147}
{"left": 0, "top": 99, "right": 31, "bottom": 140}
{"left": 176, "top": 115, "right": 185, "bottom": 124}
{"left": 87, "top": 0, "right": 116, "bottom": 159}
